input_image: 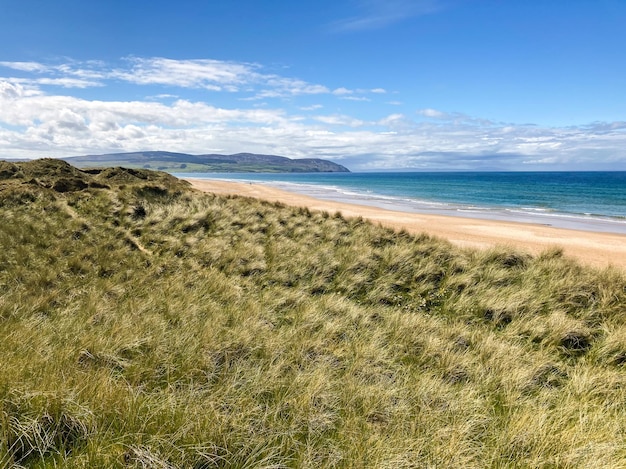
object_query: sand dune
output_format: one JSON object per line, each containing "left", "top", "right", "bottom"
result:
{"left": 187, "top": 179, "right": 626, "bottom": 270}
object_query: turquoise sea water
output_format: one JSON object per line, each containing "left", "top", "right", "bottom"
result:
{"left": 175, "top": 172, "right": 626, "bottom": 234}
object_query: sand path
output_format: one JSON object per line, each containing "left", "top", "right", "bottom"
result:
{"left": 187, "top": 179, "right": 626, "bottom": 270}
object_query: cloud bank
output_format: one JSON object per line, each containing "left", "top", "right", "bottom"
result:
{"left": 1, "top": 57, "right": 625, "bottom": 170}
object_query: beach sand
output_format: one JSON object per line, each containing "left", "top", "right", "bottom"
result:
{"left": 187, "top": 179, "right": 626, "bottom": 270}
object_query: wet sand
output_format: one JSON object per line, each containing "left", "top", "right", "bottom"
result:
{"left": 187, "top": 178, "right": 626, "bottom": 270}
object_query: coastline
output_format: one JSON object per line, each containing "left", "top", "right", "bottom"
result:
{"left": 186, "top": 178, "right": 626, "bottom": 270}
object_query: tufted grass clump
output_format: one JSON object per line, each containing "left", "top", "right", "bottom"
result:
{"left": 1, "top": 159, "right": 626, "bottom": 468}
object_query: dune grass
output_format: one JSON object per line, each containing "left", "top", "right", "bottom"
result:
{"left": 1, "top": 159, "right": 625, "bottom": 468}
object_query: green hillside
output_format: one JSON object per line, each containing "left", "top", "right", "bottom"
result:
{"left": 1, "top": 159, "right": 625, "bottom": 468}
{"left": 62, "top": 151, "right": 350, "bottom": 173}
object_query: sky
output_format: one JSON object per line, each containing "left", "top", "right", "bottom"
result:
{"left": 0, "top": 0, "right": 625, "bottom": 171}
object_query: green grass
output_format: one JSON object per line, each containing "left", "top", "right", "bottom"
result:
{"left": 1, "top": 159, "right": 625, "bottom": 468}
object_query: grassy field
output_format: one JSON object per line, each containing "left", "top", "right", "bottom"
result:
{"left": 1, "top": 159, "right": 625, "bottom": 468}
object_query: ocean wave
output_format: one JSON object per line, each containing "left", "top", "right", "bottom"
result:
{"left": 182, "top": 173, "right": 626, "bottom": 234}
{"left": 274, "top": 182, "right": 626, "bottom": 233}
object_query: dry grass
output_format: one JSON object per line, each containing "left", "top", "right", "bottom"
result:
{"left": 1, "top": 159, "right": 625, "bottom": 468}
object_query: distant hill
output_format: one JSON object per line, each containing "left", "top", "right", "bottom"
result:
{"left": 62, "top": 151, "right": 350, "bottom": 173}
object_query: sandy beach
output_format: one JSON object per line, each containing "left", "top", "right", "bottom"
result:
{"left": 187, "top": 179, "right": 626, "bottom": 270}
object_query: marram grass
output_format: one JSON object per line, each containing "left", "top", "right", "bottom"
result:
{"left": 1, "top": 159, "right": 625, "bottom": 468}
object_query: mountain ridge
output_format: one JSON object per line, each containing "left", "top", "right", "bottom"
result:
{"left": 62, "top": 151, "right": 350, "bottom": 173}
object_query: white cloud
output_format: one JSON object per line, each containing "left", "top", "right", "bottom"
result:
{"left": 378, "top": 113, "right": 413, "bottom": 127}
{"left": 417, "top": 108, "right": 447, "bottom": 118}
{"left": 0, "top": 80, "right": 25, "bottom": 99}
{"left": 340, "top": 96, "right": 371, "bottom": 102}
{"left": 0, "top": 61, "right": 50, "bottom": 72}
{"left": 299, "top": 104, "right": 323, "bottom": 111}
{"left": 333, "top": 87, "right": 388, "bottom": 100}
{"left": 2, "top": 93, "right": 626, "bottom": 169}
{"left": 1, "top": 58, "right": 626, "bottom": 170}
{"left": 332, "top": 87, "right": 353, "bottom": 95}
{"left": 313, "top": 114, "right": 367, "bottom": 127}
{"left": 113, "top": 57, "right": 334, "bottom": 99}
{"left": 30, "top": 77, "right": 103, "bottom": 88}
{"left": 0, "top": 81, "right": 291, "bottom": 131}
{"left": 114, "top": 57, "right": 256, "bottom": 90}
{"left": 1, "top": 57, "right": 342, "bottom": 99}
{"left": 148, "top": 93, "right": 179, "bottom": 100}
{"left": 330, "top": 0, "right": 442, "bottom": 32}
{"left": 0, "top": 61, "right": 108, "bottom": 88}
{"left": 258, "top": 76, "right": 329, "bottom": 97}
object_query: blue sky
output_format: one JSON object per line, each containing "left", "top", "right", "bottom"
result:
{"left": 1, "top": 0, "right": 625, "bottom": 170}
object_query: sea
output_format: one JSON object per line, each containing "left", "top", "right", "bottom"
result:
{"left": 173, "top": 172, "right": 626, "bottom": 235}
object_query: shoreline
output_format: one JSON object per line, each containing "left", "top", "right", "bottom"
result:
{"left": 186, "top": 178, "right": 626, "bottom": 270}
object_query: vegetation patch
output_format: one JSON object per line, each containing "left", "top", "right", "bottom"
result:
{"left": 1, "top": 159, "right": 626, "bottom": 467}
